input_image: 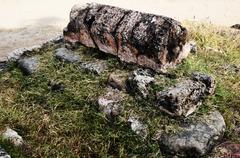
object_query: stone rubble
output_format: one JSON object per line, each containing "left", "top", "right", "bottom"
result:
{"left": 128, "top": 117, "right": 148, "bottom": 139}
{"left": 126, "top": 69, "right": 155, "bottom": 99}
{"left": 54, "top": 47, "right": 81, "bottom": 63}
{"left": 18, "top": 56, "right": 39, "bottom": 75}
{"left": 98, "top": 88, "right": 125, "bottom": 117}
{"left": 156, "top": 72, "right": 216, "bottom": 117}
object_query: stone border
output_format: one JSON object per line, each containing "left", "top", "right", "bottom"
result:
{"left": 0, "top": 35, "right": 63, "bottom": 72}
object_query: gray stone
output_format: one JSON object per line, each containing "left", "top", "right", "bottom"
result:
{"left": 0, "top": 147, "right": 11, "bottom": 158}
{"left": 159, "top": 111, "right": 226, "bottom": 157}
{"left": 0, "top": 62, "right": 7, "bottom": 72}
{"left": 80, "top": 61, "right": 107, "bottom": 75}
{"left": 98, "top": 88, "right": 124, "bottom": 117}
{"left": 156, "top": 72, "right": 216, "bottom": 117}
{"left": 191, "top": 72, "right": 216, "bottom": 95}
{"left": 126, "top": 69, "right": 155, "bottom": 99}
{"left": 64, "top": 3, "right": 189, "bottom": 73}
{"left": 2, "top": 127, "right": 24, "bottom": 146}
{"left": 189, "top": 41, "right": 197, "bottom": 54}
{"left": 156, "top": 80, "right": 206, "bottom": 117}
{"left": 55, "top": 48, "right": 81, "bottom": 63}
{"left": 18, "top": 57, "right": 38, "bottom": 75}
{"left": 128, "top": 117, "right": 148, "bottom": 139}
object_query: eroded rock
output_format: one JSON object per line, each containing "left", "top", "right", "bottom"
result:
{"left": 107, "top": 70, "right": 128, "bottom": 90}
{"left": 54, "top": 48, "right": 81, "bottom": 63}
{"left": 2, "top": 127, "right": 24, "bottom": 146}
{"left": 98, "top": 88, "right": 124, "bottom": 117}
{"left": 128, "top": 117, "right": 148, "bottom": 138}
{"left": 18, "top": 56, "right": 38, "bottom": 75}
{"left": 191, "top": 72, "right": 216, "bottom": 95}
{"left": 80, "top": 61, "right": 107, "bottom": 75}
{"left": 156, "top": 72, "right": 215, "bottom": 117}
{"left": 0, "top": 147, "right": 11, "bottom": 158}
{"left": 64, "top": 3, "right": 189, "bottom": 73}
{"left": 159, "top": 111, "right": 226, "bottom": 157}
{"left": 126, "top": 69, "right": 155, "bottom": 99}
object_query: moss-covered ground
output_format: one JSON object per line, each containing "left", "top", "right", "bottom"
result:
{"left": 0, "top": 22, "right": 239, "bottom": 157}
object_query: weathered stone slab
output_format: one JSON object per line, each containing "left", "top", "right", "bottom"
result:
{"left": 64, "top": 3, "right": 189, "bottom": 73}
{"left": 18, "top": 57, "right": 38, "bottom": 75}
{"left": 159, "top": 111, "right": 226, "bottom": 157}
{"left": 54, "top": 48, "right": 81, "bottom": 63}
{"left": 156, "top": 73, "right": 215, "bottom": 117}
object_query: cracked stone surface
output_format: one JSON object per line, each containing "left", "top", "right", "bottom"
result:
{"left": 156, "top": 72, "right": 216, "bottom": 117}
{"left": 54, "top": 47, "right": 81, "bottom": 63}
{"left": 126, "top": 68, "right": 155, "bottom": 99}
{"left": 64, "top": 3, "right": 189, "bottom": 72}
{"left": 18, "top": 56, "right": 38, "bottom": 75}
{"left": 159, "top": 111, "right": 226, "bottom": 157}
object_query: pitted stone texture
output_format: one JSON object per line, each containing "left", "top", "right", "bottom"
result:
{"left": 126, "top": 69, "right": 155, "bottom": 99}
{"left": 191, "top": 72, "right": 216, "bottom": 95}
{"left": 128, "top": 117, "right": 148, "bottom": 139}
{"left": 2, "top": 128, "right": 24, "bottom": 146}
{"left": 80, "top": 61, "right": 107, "bottom": 75}
{"left": 107, "top": 70, "right": 128, "bottom": 91}
{"left": 18, "top": 57, "right": 38, "bottom": 75}
{"left": 159, "top": 111, "right": 226, "bottom": 157}
{"left": 0, "top": 147, "right": 11, "bottom": 158}
{"left": 64, "top": 3, "right": 189, "bottom": 73}
{"left": 55, "top": 48, "right": 81, "bottom": 63}
{"left": 98, "top": 88, "right": 124, "bottom": 117}
{"left": 156, "top": 79, "right": 206, "bottom": 117}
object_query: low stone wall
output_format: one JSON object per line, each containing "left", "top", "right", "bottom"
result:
{"left": 64, "top": 3, "right": 190, "bottom": 72}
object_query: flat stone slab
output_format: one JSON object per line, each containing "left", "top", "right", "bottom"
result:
{"left": 18, "top": 57, "right": 38, "bottom": 75}
{"left": 64, "top": 3, "right": 189, "bottom": 73}
{"left": 54, "top": 48, "right": 81, "bottom": 63}
{"left": 159, "top": 111, "right": 226, "bottom": 157}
